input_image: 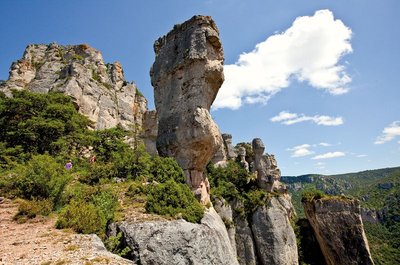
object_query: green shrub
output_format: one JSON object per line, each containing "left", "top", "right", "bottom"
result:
{"left": 57, "top": 188, "right": 118, "bottom": 237}
{"left": 10, "top": 154, "right": 70, "bottom": 206}
{"left": 145, "top": 180, "right": 204, "bottom": 223}
{"left": 149, "top": 156, "right": 185, "bottom": 183}
{"left": 56, "top": 199, "right": 105, "bottom": 235}
{"left": 105, "top": 232, "right": 133, "bottom": 258}
{"left": 245, "top": 189, "right": 270, "bottom": 214}
{"left": 13, "top": 198, "right": 53, "bottom": 223}
{"left": 301, "top": 190, "right": 325, "bottom": 203}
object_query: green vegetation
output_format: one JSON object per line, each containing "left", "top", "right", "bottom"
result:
{"left": 364, "top": 222, "right": 400, "bottom": 264}
{"left": 0, "top": 90, "right": 201, "bottom": 244}
{"left": 207, "top": 159, "right": 282, "bottom": 218}
{"left": 145, "top": 180, "right": 204, "bottom": 223}
{"left": 105, "top": 232, "right": 133, "bottom": 258}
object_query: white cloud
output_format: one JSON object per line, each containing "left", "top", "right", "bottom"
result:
{"left": 287, "top": 144, "right": 314, "bottom": 157}
{"left": 374, "top": 121, "right": 400, "bottom": 144}
{"left": 316, "top": 162, "right": 325, "bottom": 166}
{"left": 356, "top": 154, "right": 368, "bottom": 158}
{"left": 213, "top": 9, "right": 353, "bottom": 109}
{"left": 312, "top": 151, "right": 345, "bottom": 160}
{"left": 270, "top": 111, "right": 343, "bottom": 126}
{"left": 319, "top": 142, "right": 332, "bottom": 147}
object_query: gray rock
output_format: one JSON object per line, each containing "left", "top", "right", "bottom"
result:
{"left": 115, "top": 208, "right": 239, "bottom": 265}
{"left": 0, "top": 43, "right": 147, "bottom": 131}
{"left": 230, "top": 199, "right": 258, "bottom": 265}
{"left": 251, "top": 195, "right": 298, "bottom": 265}
{"left": 238, "top": 146, "right": 249, "bottom": 172}
{"left": 151, "top": 15, "right": 224, "bottom": 204}
{"left": 360, "top": 208, "right": 379, "bottom": 224}
{"left": 378, "top": 183, "right": 394, "bottom": 190}
{"left": 213, "top": 197, "right": 237, "bottom": 255}
{"left": 303, "top": 198, "right": 374, "bottom": 265}
{"left": 141, "top": 110, "right": 158, "bottom": 155}
{"left": 252, "top": 138, "right": 285, "bottom": 192}
{"left": 222, "top": 134, "right": 237, "bottom": 160}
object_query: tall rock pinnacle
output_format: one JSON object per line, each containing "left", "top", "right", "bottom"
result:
{"left": 151, "top": 15, "right": 224, "bottom": 204}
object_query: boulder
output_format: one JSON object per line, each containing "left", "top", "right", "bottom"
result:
{"left": 113, "top": 208, "right": 239, "bottom": 265}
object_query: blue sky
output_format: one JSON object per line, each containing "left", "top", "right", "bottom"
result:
{"left": 1, "top": 0, "right": 399, "bottom": 175}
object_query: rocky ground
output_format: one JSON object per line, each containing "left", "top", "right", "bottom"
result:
{"left": 0, "top": 198, "right": 133, "bottom": 265}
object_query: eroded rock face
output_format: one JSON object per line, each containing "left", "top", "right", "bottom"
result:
{"left": 113, "top": 208, "right": 239, "bottom": 265}
{"left": 141, "top": 110, "right": 158, "bottom": 156}
{"left": 252, "top": 138, "right": 285, "bottom": 192}
{"left": 0, "top": 43, "right": 147, "bottom": 131}
{"left": 230, "top": 199, "right": 258, "bottom": 265}
{"left": 213, "top": 197, "right": 237, "bottom": 256}
{"left": 303, "top": 198, "right": 374, "bottom": 265}
{"left": 222, "top": 134, "right": 237, "bottom": 160}
{"left": 238, "top": 146, "right": 249, "bottom": 172}
{"left": 151, "top": 15, "right": 224, "bottom": 204}
{"left": 251, "top": 196, "right": 298, "bottom": 265}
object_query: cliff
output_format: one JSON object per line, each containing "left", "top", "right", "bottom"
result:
{"left": 0, "top": 43, "right": 147, "bottom": 131}
{"left": 303, "top": 196, "right": 374, "bottom": 265}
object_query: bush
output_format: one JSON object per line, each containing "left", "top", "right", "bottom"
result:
{"left": 56, "top": 199, "right": 105, "bottom": 235}
{"left": 9, "top": 154, "right": 70, "bottom": 206}
{"left": 149, "top": 156, "right": 185, "bottom": 183}
{"left": 13, "top": 198, "right": 53, "bottom": 223}
{"left": 105, "top": 232, "right": 133, "bottom": 258}
{"left": 56, "top": 188, "right": 118, "bottom": 237}
{"left": 301, "top": 190, "right": 325, "bottom": 203}
{"left": 145, "top": 180, "right": 204, "bottom": 223}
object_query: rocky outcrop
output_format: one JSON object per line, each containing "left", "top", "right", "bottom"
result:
{"left": 0, "top": 43, "right": 147, "bottom": 131}
{"left": 303, "top": 197, "right": 374, "bottom": 265}
{"left": 151, "top": 15, "right": 224, "bottom": 204}
{"left": 112, "top": 208, "right": 239, "bottom": 265}
{"left": 251, "top": 196, "right": 298, "bottom": 265}
{"left": 360, "top": 207, "right": 379, "bottom": 224}
{"left": 238, "top": 146, "right": 249, "bottom": 172}
{"left": 213, "top": 197, "right": 237, "bottom": 256}
{"left": 252, "top": 138, "right": 285, "bottom": 192}
{"left": 214, "top": 195, "right": 298, "bottom": 265}
{"left": 230, "top": 199, "right": 258, "bottom": 265}
{"left": 222, "top": 134, "right": 237, "bottom": 160}
{"left": 141, "top": 110, "right": 158, "bottom": 155}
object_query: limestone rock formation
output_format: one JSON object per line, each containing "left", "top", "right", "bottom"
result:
{"left": 0, "top": 43, "right": 147, "bottom": 131}
{"left": 113, "top": 208, "right": 239, "bottom": 265}
{"left": 238, "top": 146, "right": 249, "bottom": 172}
{"left": 303, "top": 197, "right": 374, "bottom": 265}
{"left": 252, "top": 138, "right": 285, "bottom": 192}
{"left": 141, "top": 110, "right": 158, "bottom": 155}
{"left": 251, "top": 196, "right": 298, "bottom": 265}
{"left": 213, "top": 197, "right": 237, "bottom": 256}
{"left": 222, "top": 133, "right": 237, "bottom": 160}
{"left": 230, "top": 199, "right": 258, "bottom": 265}
{"left": 151, "top": 15, "right": 224, "bottom": 204}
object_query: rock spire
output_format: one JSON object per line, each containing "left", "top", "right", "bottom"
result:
{"left": 150, "top": 15, "right": 224, "bottom": 204}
